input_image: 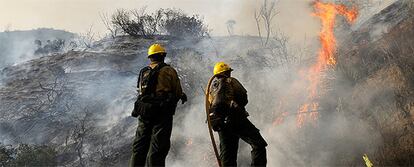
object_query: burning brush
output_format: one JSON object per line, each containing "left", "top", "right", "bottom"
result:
{"left": 296, "top": 0, "right": 358, "bottom": 128}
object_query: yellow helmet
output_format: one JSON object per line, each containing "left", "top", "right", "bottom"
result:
{"left": 148, "top": 44, "right": 166, "bottom": 57}
{"left": 213, "top": 62, "right": 232, "bottom": 75}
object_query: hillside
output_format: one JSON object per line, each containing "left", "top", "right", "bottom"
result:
{"left": 0, "top": 35, "right": 274, "bottom": 166}
{"left": 335, "top": 0, "right": 414, "bottom": 165}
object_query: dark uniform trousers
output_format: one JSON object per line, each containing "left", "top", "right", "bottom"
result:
{"left": 218, "top": 115, "right": 268, "bottom": 167}
{"left": 130, "top": 113, "right": 173, "bottom": 167}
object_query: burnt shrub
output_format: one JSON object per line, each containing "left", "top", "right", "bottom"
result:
{"left": 34, "top": 39, "right": 66, "bottom": 55}
{"left": 111, "top": 8, "right": 208, "bottom": 39}
{"left": 162, "top": 9, "right": 208, "bottom": 38}
{"left": 14, "top": 144, "right": 58, "bottom": 166}
{"left": 112, "top": 9, "right": 147, "bottom": 37}
{"left": 0, "top": 143, "right": 58, "bottom": 166}
{"left": 0, "top": 143, "right": 15, "bottom": 166}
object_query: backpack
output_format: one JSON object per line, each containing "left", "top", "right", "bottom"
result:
{"left": 131, "top": 63, "right": 169, "bottom": 118}
{"left": 138, "top": 63, "right": 169, "bottom": 96}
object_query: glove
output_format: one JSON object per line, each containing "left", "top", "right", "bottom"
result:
{"left": 180, "top": 93, "right": 187, "bottom": 104}
{"left": 209, "top": 112, "right": 225, "bottom": 131}
{"left": 131, "top": 100, "right": 140, "bottom": 117}
{"left": 131, "top": 97, "right": 156, "bottom": 118}
{"left": 229, "top": 100, "right": 248, "bottom": 116}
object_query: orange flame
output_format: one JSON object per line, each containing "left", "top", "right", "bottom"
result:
{"left": 313, "top": 1, "right": 358, "bottom": 66}
{"left": 273, "top": 112, "right": 288, "bottom": 126}
{"left": 296, "top": 1, "right": 358, "bottom": 128}
{"left": 296, "top": 104, "right": 309, "bottom": 128}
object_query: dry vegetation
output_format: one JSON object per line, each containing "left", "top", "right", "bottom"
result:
{"left": 111, "top": 8, "right": 209, "bottom": 39}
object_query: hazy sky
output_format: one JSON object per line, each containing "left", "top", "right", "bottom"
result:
{"left": 0, "top": 0, "right": 394, "bottom": 41}
{"left": 0, "top": 0, "right": 324, "bottom": 40}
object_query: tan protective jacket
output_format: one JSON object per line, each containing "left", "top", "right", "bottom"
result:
{"left": 208, "top": 77, "right": 248, "bottom": 111}
{"left": 150, "top": 62, "right": 184, "bottom": 99}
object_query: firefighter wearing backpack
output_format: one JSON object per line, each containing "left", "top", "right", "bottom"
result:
{"left": 208, "top": 62, "right": 268, "bottom": 167}
{"left": 130, "top": 44, "right": 187, "bottom": 167}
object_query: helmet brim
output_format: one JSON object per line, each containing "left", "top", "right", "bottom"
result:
{"left": 215, "top": 68, "right": 233, "bottom": 75}
{"left": 148, "top": 51, "right": 167, "bottom": 58}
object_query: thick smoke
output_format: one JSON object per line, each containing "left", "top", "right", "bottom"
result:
{"left": 0, "top": 32, "right": 37, "bottom": 68}
{"left": 157, "top": 1, "right": 394, "bottom": 166}
{"left": 0, "top": 28, "right": 75, "bottom": 68}
{"left": 160, "top": 37, "right": 379, "bottom": 166}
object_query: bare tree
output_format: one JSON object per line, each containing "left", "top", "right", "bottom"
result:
{"left": 272, "top": 31, "right": 290, "bottom": 66}
{"left": 78, "top": 25, "right": 96, "bottom": 49}
{"left": 268, "top": 29, "right": 310, "bottom": 80}
{"left": 4, "top": 24, "right": 11, "bottom": 32}
{"left": 225, "top": 20, "right": 236, "bottom": 36}
{"left": 111, "top": 8, "right": 149, "bottom": 37}
{"left": 268, "top": 30, "right": 294, "bottom": 78}
{"left": 135, "top": 8, "right": 164, "bottom": 36}
{"left": 100, "top": 12, "right": 121, "bottom": 38}
{"left": 130, "top": 8, "right": 150, "bottom": 36}
{"left": 111, "top": 7, "right": 153, "bottom": 38}
{"left": 20, "top": 69, "right": 70, "bottom": 137}
{"left": 71, "top": 108, "right": 95, "bottom": 167}
{"left": 260, "top": 0, "right": 278, "bottom": 46}
{"left": 4, "top": 23, "right": 12, "bottom": 36}
{"left": 254, "top": 10, "right": 264, "bottom": 45}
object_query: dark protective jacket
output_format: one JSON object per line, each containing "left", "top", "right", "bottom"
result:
{"left": 132, "top": 62, "right": 184, "bottom": 117}
{"left": 208, "top": 76, "right": 248, "bottom": 117}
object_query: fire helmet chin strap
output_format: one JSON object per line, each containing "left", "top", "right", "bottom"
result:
{"left": 205, "top": 74, "right": 222, "bottom": 167}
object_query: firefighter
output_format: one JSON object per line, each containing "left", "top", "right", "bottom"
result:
{"left": 208, "top": 62, "right": 268, "bottom": 167}
{"left": 130, "top": 44, "right": 187, "bottom": 167}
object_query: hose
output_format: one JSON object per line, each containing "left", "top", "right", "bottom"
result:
{"left": 205, "top": 74, "right": 222, "bottom": 167}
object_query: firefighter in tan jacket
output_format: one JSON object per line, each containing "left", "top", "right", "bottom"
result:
{"left": 130, "top": 44, "right": 187, "bottom": 167}
{"left": 208, "top": 62, "right": 268, "bottom": 167}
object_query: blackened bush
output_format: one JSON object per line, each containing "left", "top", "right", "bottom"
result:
{"left": 34, "top": 39, "right": 66, "bottom": 55}
{"left": 162, "top": 9, "right": 208, "bottom": 38}
{"left": 14, "top": 144, "right": 58, "bottom": 166}
{"left": 112, "top": 9, "right": 146, "bottom": 37}
{"left": 0, "top": 143, "right": 15, "bottom": 166}
{"left": 111, "top": 8, "right": 208, "bottom": 39}
{"left": 0, "top": 144, "right": 58, "bottom": 166}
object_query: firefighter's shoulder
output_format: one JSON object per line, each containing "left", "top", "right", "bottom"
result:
{"left": 227, "top": 77, "right": 241, "bottom": 85}
{"left": 159, "top": 64, "right": 178, "bottom": 76}
{"left": 140, "top": 66, "right": 152, "bottom": 73}
{"left": 228, "top": 77, "right": 247, "bottom": 93}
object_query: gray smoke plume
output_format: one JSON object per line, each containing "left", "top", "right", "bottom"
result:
{"left": 0, "top": 28, "right": 75, "bottom": 68}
